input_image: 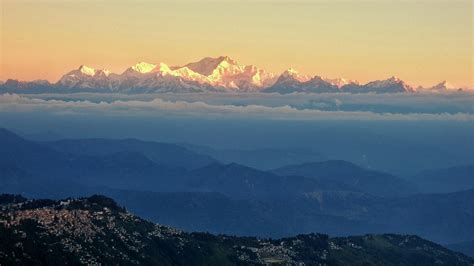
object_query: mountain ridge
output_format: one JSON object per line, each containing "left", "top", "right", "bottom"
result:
{"left": 1, "top": 56, "right": 466, "bottom": 94}
{"left": 2, "top": 128, "right": 474, "bottom": 244}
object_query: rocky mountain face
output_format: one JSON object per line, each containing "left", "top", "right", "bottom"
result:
{"left": 1, "top": 195, "right": 472, "bottom": 265}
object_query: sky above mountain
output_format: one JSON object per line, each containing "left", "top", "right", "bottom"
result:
{"left": 1, "top": 0, "right": 472, "bottom": 88}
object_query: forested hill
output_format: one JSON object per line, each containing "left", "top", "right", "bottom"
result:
{"left": 0, "top": 194, "right": 472, "bottom": 265}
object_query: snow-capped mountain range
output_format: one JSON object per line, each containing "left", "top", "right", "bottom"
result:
{"left": 54, "top": 56, "right": 278, "bottom": 93}
{"left": 0, "top": 56, "right": 466, "bottom": 94}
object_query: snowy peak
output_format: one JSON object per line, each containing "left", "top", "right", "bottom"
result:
{"left": 279, "top": 68, "right": 311, "bottom": 82}
{"left": 129, "top": 62, "right": 157, "bottom": 74}
{"left": 308, "top": 75, "right": 334, "bottom": 86}
{"left": 65, "top": 65, "right": 111, "bottom": 78}
{"left": 78, "top": 65, "right": 96, "bottom": 76}
{"left": 386, "top": 76, "right": 406, "bottom": 86}
{"left": 31, "top": 79, "right": 51, "bottom": 85}
{"left": 123, "top": 62, "right": 166, "bottom": 76}
{"left": 276, "top": 71, "right": 351, "bottom": 88}
{"left": 364, "top": 76, "right": 414, "bottom": 92}
{"left": 428, "top": 80, "right": 451, "bottom": 91}
{"left": 281, "top": 68, "right": 298, "bottom": 77}
{"left": 266, "top": 73, "right": 416, "bottom": 94}
{"left": 180, "top": 56, "right": 275, "bottom": 90}
{"left": 57, "top": 65, "right": 115, "bottom": 89}
{"left": 323, "top": 77, "right": 357, "bottom": 88}
{"left": 154, "top": 63, "right": 174, "bottom": 75}
{"left": 207, "top": 57, "right": 245, "bottom": 81}
{"left": 366, "top": 76, "right": 401, "bottom": 87}
{"left": 171, "top": 67, "right": 208, "bottom": 83}
{"left": 263, "top": 69, "right": 310, "bottom": 93}
{"left": 184, "top": 56, "right": 239, "bottom": 76}
{"left": 95, "top": 69, "right": 111, "bottom": 77}
{"left": 417, "top": 81, "right": 465, "bottom": 92}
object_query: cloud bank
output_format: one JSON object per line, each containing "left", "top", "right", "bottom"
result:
{"left": 0, "top": 93, "right": 472, "bottom": 121}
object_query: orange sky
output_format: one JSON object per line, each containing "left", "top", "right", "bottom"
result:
{"left": 1, "top": 0, "right": 473, "bottom": 88}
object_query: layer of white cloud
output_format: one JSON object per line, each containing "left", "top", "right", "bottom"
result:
{"left": 0, "top": 93, "right": 472, "bottom": 121}
{"left": 24, "top": 91, "right": 474, "bottom": 113}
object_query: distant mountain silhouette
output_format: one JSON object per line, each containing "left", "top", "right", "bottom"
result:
{"left": 100, "top": 188, "right": 474, "bottom": 244}
{"left": 412, "top": 164, "right": 474, "bottom": 193}
{"left": 273, "top": 160, "right": 418, "bottom": 197}
{"left": 45, "top": 138, "right": 216, "bottom": 170}
{"left": 448, "top": 240, "right": 474, "bottom": 258}
{"left": 1, "top": 128, "right": 474, "bottom": 244}
{"left": 181, "top": 143, "right": 326, "bottom": 170}
{"left": 189, "top": 162, "right": 342, "bottom": 200}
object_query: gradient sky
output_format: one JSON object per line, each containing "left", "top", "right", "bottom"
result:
{"left": 1, "top": 0, "right": 472, "bottom": 88}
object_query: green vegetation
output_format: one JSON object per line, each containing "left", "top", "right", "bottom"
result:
{"left": 0, "top": 195, "right": 472, "bottom": 265}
